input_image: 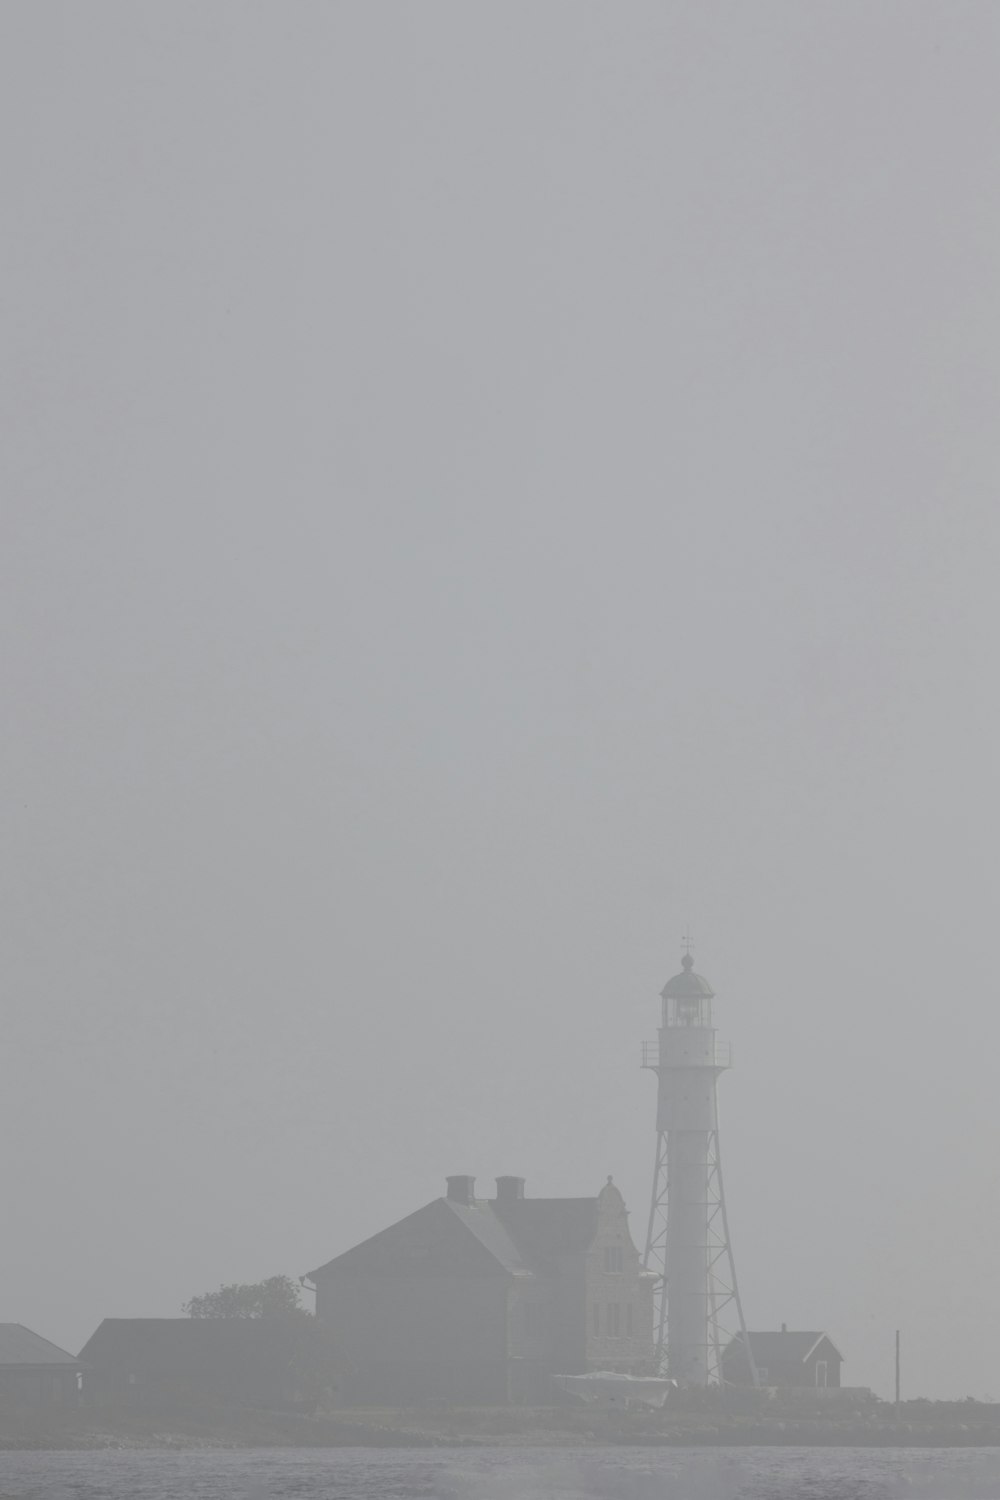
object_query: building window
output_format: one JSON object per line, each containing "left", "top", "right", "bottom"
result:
{"left": 757, "top": 1367, "right": 769, "bottom": 1384}
{"left": 609, "top": 1303, "right": 621, "bottom": 1335}
{"left": 592, "top": 1304, "right": 600, "bottom": 1335}
{"left": 626, "top": 1303, "right": 633, "bottom": 1336}
{"left": 603, "top": 1246, "right": 624, "bottom": 1273}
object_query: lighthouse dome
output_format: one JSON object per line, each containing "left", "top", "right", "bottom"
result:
{"left": 660, "top": 952, "right": 715, "bottom": 1001}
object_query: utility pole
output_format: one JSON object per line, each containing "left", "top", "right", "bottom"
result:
{"left": 895, "top": 1330, "right": 901, "bottom": 1418}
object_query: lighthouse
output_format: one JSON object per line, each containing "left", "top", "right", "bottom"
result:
{"left": 642, "top": 947, "right": 755, "bottom": 1386}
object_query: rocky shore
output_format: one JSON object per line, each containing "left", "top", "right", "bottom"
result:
{"left": 3, "top": 1400, "right": 1000, "bottom": 1451}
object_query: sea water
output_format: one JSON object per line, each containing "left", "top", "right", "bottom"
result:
{"left": 0, "top": 1446, "right": 999, "bottom": 1500}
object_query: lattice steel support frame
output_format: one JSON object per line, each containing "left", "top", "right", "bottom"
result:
{"left": 643, "top": 1124, "right": 756, "bottom": 1385}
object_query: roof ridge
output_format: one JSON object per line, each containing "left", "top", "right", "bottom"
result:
{"left": 0, "top": 1324, "right": 79, "bottom": 1365}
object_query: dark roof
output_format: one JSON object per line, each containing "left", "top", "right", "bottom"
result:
{"left": 492, "top": 1199, "right": 600, "bottom": 1273}
{"left": 661, "top": 953, "right": 715, "bottom": 1000}
{"left": 78, "top": 1318, "right": 317, "bottom": 1374}
{"left": 307, "top": 1199, "right": 517, "bottom": 1280}
{"left": 0, "top": 1324, "right": 79, "bottom": 1367}
{"left": 725, "top": 1331, "right": 844, "bottom": 1365}
{"left": 444, "top": 1200, "right": 533, "bottom": 1274}
{"left": 308, "top": 1188, "right": 615, "bottom": 1281}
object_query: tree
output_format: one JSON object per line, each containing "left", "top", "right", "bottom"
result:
{"left": 182, "top": 1274, "right": 308, "bottom": 1320}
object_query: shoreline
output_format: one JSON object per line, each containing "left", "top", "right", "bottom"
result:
{"left": 4, "top": 1410, "right": 1000, "bottom": 1452}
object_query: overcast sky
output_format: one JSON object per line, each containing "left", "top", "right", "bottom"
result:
{"left": 2, "top": 2, "right": 998, "bottom": 1400}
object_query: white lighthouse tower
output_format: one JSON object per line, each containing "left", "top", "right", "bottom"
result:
{"left": 642, "top": 946, "right": 755, "bottom": 1386}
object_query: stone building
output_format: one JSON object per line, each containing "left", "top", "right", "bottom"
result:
{"left": 306, "top": 1175, "right": 654, "bottom": 1405}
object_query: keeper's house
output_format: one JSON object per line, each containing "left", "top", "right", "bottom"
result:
{"left": 306, "top": 1174, "right": 654, "bottom": 1405}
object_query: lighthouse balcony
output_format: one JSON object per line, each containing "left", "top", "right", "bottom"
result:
{"left": 641, "top": 1040, "right": 732, "bottom": 1070}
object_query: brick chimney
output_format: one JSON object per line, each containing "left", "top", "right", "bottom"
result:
{"left": 446, "top": 1175, "right": 476, "bottom": 1205}
{"left": 495, "top": 1176, "right": 525, "bottom": 1203}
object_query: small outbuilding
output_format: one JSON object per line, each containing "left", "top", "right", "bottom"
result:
{"left": 0, "top": 1324, "right": 81, "bottom": 1412}
{"left": 78, "top": 1318, "right": 333, "bottom": 1411}
{"left": 722, "top": 1327, "right": 844, "bottom": 1389}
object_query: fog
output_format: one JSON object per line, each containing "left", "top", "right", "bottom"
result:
{"left": 2, "top": 2, "right": 998, "bottom": 1403}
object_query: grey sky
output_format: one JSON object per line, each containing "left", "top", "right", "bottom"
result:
{"left": 2, "top": 2, "right": 998, "bottom": 1399}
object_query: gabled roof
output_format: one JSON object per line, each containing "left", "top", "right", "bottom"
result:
{"left": 308, "top": 1191, "right": 608, "bottom": 1281}
{"left": 78, "top": 1318, "right": 317, "bottom": 1374}
{"left": 493, "top": 1199, "right": 600, "bottom": 1273}
{"left": 307, "top": 1198, "right": 519, "bottom": 1280}
{"left": 444, "top": 1200, "right": 533, "bottom": 1274}
{"left": 724, "top": 1330, "right": 844, "bottom": 1365}
{"left": 0, "top": 1324, "right": 79, "bottom": 1367}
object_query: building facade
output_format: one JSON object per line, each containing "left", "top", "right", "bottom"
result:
{"left": 307, "top": 1175, "right": 654, "bottom": 1405}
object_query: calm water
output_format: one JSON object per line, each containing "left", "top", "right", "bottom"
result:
{"left": 0, "top": 1447, "right": 998, "bottom": 1500}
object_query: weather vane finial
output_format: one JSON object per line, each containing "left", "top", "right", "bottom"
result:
{"left": 682, "top": 925, "right": 694, "bottom": 959}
